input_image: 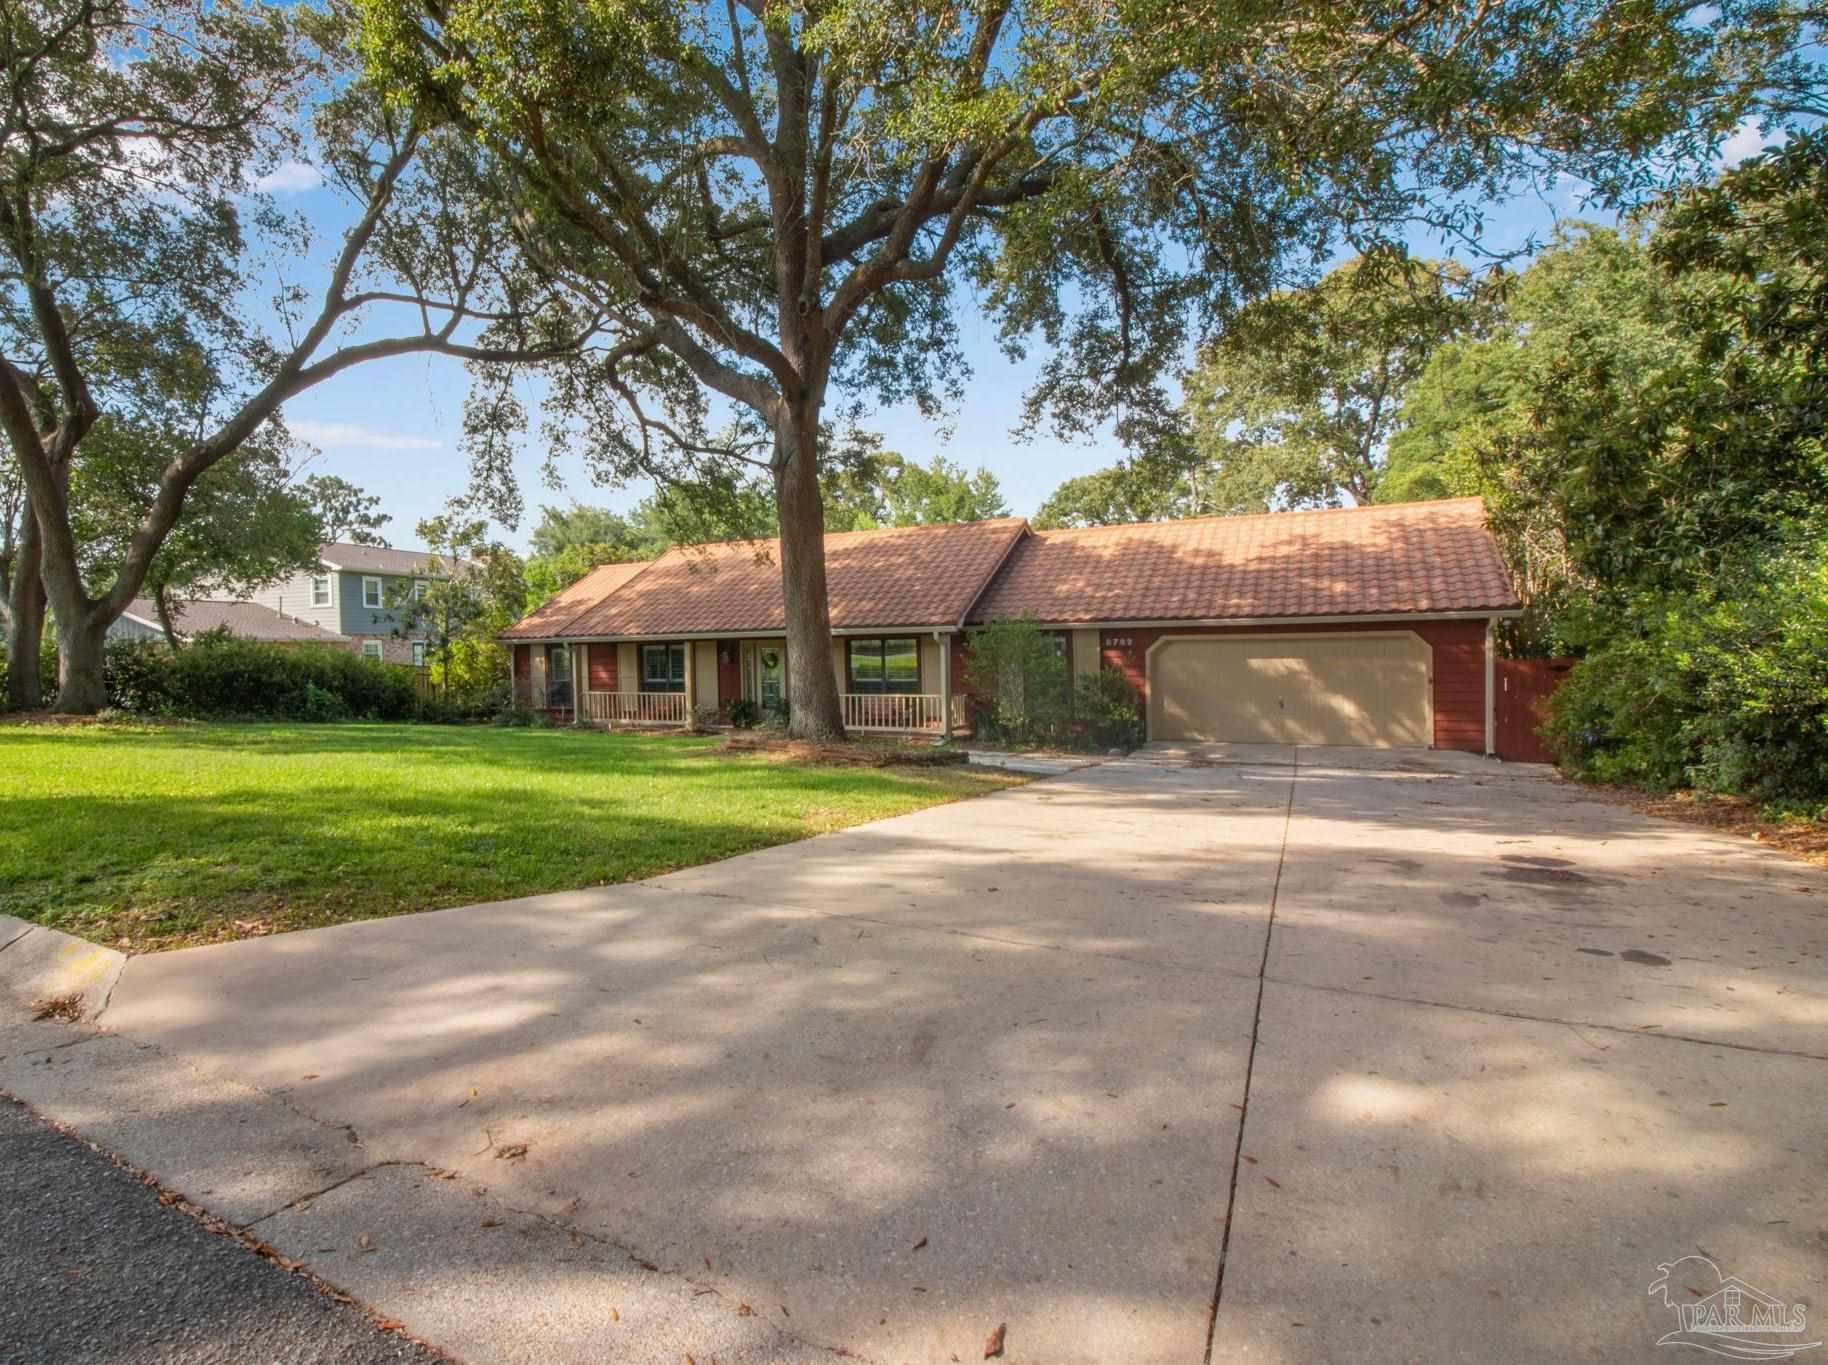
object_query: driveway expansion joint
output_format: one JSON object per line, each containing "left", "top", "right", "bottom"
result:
{"left": 88, "top": 950, "right": 129, "bottom": 1023}
{"left": 1262, "top": 973, "right": 1828, "bottom": 1064}
{"left": 1203, "top": 748, "right": 1297, "bottom": 1365}
{"left": 1, "top": 1028, "right": 106, "bottom": 1062}
{"left": 242, "top": 1160, "right": 414, "bottom": 1228}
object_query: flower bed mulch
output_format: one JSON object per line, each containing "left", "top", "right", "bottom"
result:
{"left": 1585, "top": 783, "right": 1828, "bottom": 871}
{"left": 719, "top": 734, "right": 966, "bottom": 768}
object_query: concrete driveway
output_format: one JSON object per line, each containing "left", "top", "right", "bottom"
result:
{"left": 5, "top": 746, "right": 1826, "bottom": 1363}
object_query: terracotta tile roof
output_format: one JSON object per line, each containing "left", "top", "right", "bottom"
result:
{"left": 500, "top": 561, "right": 652, "bottom": 640}
{"left": 968, "top": 497, "right": 1519, "bottom": 624}
{"left": 509, "top": 517, "right": 1028, "bottom": 640}
{"left": 123, "top": 599, "right": 348, "bottom": 643}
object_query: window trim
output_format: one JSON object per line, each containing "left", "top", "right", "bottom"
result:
{"left": 361, "top": 575, "right": 384, "bottom": 609}
{"left": 640, "top": 641, "right": 688, "bottom": 693}
{"left": 546, "top": 643, "right": 573, "bottom": 708}
{"left": 411, "top": 641, "right": 427, "bottom": 668}
{"left": 412, "top": 579, "right": 429, "bottom": 602}
{"left": 310, "top": 573, "right": 332, "bottom": 608}
{"left": 360, "top": 640, "right": 384, "bottom": 662}
{"left": 845, "top": 636, "right": 921, "bottom": 695}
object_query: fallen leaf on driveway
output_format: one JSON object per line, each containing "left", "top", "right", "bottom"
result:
{"left": 480, "top": 1218, "right": 500, "bottom": 1228}
{"left": 31, "top": 992, "right": 83, "bottom": 1022}
{"left": 912, "top": 1236, "right": 928, "bottom": 1251}
{"left": 495, "top": 1142, "right": 529, "bottom": 1160}
{"left": 358, "top": 1234, "right": 371, "bottom": 1248}
{"left": 984, "top": 1322, "right": 1006, "bottom": 1357}
{"left": 1264, "top": 1177, "right": 1282, "bottom": 1189}
{"left": 609, "top": 1307, "right": 619, "bottom": 1322}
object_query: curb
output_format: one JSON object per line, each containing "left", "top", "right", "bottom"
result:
{"left": 0, "top": 914, "right": 127, "bottom": 1021}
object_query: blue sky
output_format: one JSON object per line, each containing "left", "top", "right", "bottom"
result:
{"left": 270, "top": 122, "right": 1777, "bottom": 553}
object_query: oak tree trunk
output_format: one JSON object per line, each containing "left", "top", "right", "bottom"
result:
{"left": 773, "top": 412, "right": 845, "bottom": 740}
{"left": 4, "top": 500, "right": 48, "bottom": 710}
{"left": 55, "top": 610, "right": 108, "bottom": 714}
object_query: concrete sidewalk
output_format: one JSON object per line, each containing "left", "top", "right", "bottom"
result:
{"left": 6, "top": 749, "right": 1826, "bottom": 1363}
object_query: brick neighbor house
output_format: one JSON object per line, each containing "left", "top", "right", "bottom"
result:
{"left": 501, "top": 497, "right": 1522, "bottom": 752}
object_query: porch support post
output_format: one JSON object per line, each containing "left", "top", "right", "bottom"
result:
{"left": 937, "top": 630, "right": 952, "bottom": 738}
{"left": 684, "top": 640, "right": 697, "bottom": 721}
{"left": 1484, "top": 616, "right": 1497, "bottom": 757}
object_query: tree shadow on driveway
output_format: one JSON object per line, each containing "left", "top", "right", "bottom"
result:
{"left": 27, "top": 756, "right": 1828, "bottom": 1364}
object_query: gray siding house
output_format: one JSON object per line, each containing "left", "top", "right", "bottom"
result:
{"left": 244, "top": 543, "right": 448, "bottom": 665}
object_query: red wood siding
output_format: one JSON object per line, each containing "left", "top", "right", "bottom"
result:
{"left": 1098, "top": 619, "right": 1491, "bottom": 752}
{"left": 1495, "top": 657, "right": 1576, "bottom": 763}
{"left": 587, "top": 642, "right": 618, "bottom": 692}
{"left": 512, "top": 644, "right": 532, "bottom": 707}
{"left": 716, "top": 641, "right": 741, "bottom": 708}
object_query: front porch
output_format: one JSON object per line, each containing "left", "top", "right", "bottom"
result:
{"left": 519, "top": 634, "right": 961, "bottom": 735}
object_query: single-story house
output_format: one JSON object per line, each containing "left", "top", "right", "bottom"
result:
{"left": 109, "top": 598, "right": 352, "bottom": 648}
{"left": 502, "top": 496, "right": 1523, "bottom": 751}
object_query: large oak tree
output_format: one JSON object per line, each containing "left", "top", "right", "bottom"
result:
{"left": 0, "top": 0, "right": 595, "bottom": 711}
{"left": 357, "top": 0, "right": 1803, "bottom": 737}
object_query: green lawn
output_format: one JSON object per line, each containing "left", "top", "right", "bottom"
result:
{"left": 1, "top": 722, "right": 1020, "bottom": 952}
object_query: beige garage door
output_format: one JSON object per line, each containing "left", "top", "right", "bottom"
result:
{"left": 1150, "top": 633, "right": 1432, "bottom": 746}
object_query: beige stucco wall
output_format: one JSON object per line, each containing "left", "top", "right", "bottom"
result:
{"left": 692, "top": 640, "right": 718, "bottom": 716}
{"left": 1071, "top": 628, "right": 1100, "bottom": 681}
{"left": 920, "top": 636, "right": 943, "bottom": 693}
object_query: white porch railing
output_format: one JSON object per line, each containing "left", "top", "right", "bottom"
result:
{"left": 584, "top": 691, "right": 691, "bottom": 725}
{"left": 843, "top": 692, "right": 945, "bottom": 732}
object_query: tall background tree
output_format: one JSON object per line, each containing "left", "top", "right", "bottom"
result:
{"left": 1035, "top": 257, "right": 1479, "bottom": 524}
{"left": 1179, "top": 256, "right": 1481, "bottom": 510}
{"left": 521, "top": 448, "right": 1008, "bottom": 600}
{"left": 69, "top": 421, "right": 326, "bottom": 648}
{"left": 0, "top": 0, "right": 594, "bottom": 711}
{"left": 357, "top": 0, "right": 1795, "bottom": 736}
{"left": 404, "top": 509, "right": 527, "bottom": 701}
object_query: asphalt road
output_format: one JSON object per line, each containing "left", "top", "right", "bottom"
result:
{"left": 0, "top": 1096, "right": 444, "bottom": 1365}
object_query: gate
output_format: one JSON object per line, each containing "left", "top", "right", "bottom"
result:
{"left": 1495, "top": 657, "right": 1576, "bottom": 763}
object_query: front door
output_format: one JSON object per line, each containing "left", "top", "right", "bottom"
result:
{"left": 742, "top": 641, "right": 786, "bottom": 712}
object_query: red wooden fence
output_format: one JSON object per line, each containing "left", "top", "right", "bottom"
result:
{"left": 1494, "top": 657, "right": 1576, "bottom": 763}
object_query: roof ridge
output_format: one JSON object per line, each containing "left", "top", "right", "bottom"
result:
{"left": 1030, "top": 496, "right": 1485, "bottom": 538}
{"left": 655, "top": 513, "right": 1031, "bottom": 559}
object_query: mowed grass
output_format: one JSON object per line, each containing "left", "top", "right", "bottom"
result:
{"left": 1, "top": 722, "right": 1022, "bottom": 952}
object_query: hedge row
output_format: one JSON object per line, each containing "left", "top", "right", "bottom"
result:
{"left": 106, "top": 637, "right": 422, "bottom": 722}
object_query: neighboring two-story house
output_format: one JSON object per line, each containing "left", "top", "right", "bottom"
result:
{"left": 245, "top": 543, "right": 448, "bottom": 665}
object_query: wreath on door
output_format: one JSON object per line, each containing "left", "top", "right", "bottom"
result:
{"left": 760, "top": 650, "right": 780, "bottom": 670}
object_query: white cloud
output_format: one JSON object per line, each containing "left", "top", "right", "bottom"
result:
{"left": 289, "top": 420, "right": 440, "bottom": 452}
{"left": 255, "top": 160, "right": 324, "bottom": 194}
{"left": 1718, "top": 120, "right": 1784, "bottom": 169}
